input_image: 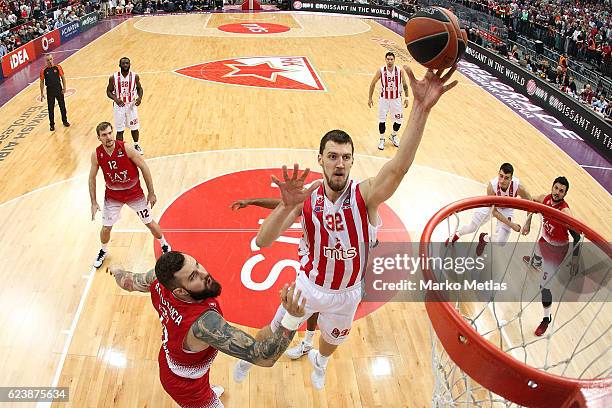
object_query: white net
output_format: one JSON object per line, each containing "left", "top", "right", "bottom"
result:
{"left": 427, "top": 202, "right": 611, "bottom": 407}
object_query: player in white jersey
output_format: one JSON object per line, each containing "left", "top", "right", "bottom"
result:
{"left": 234, "top": 66, "right": 459, "bottom": 389}
{"left": 368, "top": 52, "right": 410, "bottom": 151}
{"left": 446, "top": 163, "right": 531, "bottom": 256}
{"left": 106, "top": 57, "right": 145, "bottom": 154}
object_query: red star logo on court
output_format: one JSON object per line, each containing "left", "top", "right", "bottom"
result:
{"left": 223, "top": 62, "right": 293, "bottom": 82}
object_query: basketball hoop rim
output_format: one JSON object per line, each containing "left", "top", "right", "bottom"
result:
{"left": 420, "top": 196, "right": 612, "bottom": 408}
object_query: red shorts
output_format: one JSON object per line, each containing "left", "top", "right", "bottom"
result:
{"left": 158, "top": 351, "right": 221, "bottom": 408}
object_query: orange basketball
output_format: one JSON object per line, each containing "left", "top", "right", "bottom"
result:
{"left": 404, "top": 7, "right": 462, "bottom": 69}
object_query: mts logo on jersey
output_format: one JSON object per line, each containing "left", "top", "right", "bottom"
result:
{"left": 323, "top": 239, "right": 357, "bottom": 261}
{"left": 175, "top": 56, "right": 326, "bottom": 91}
{"left": 154, "top": 169, "right": 409, "bottom": 329}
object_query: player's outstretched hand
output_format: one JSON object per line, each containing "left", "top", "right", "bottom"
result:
{"left": 405, "top": 64, "right": 458, "bottom": 111}
{"left": 91, "top": 202, "right": 100, "bottom": 221}
{"left": 280, "top": 282, "right": 306, "bottom": 318}
{"left": 271, "top": 164, "right": 321, "bottom": 208}
{"left": 230, "top": 200, "right": 249, "bottom": 210}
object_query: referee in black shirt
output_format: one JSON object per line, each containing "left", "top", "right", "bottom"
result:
{"left": 39, "top": 54, "right": 70, "bottom": 131}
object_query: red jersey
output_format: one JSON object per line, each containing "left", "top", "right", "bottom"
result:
{"left": 96, "top": 140, "right": 144, "bottom": 202}
{"left": 150, "top": 280, "right": 222, "bottom": 408}
{"left": 300, "top": 181, "right": 380, "bottom": 291}
{"left": 541, "top": 194, "right": 570, "bottom": 245}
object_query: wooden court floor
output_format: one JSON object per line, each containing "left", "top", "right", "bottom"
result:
{"left": 0, "top": 12, "right": 609, "bottom": 408}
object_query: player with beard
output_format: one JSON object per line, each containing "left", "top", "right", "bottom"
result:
{"left": 445, "top": 163, "right": 531, "bottom": 255}
{"left": 521, "top": 177, "right": 580, "bottom": 336}
{"left": 234, "top": 66, "right": 459, "bottom": 389}
{"left": 108, "top": 251, "right": 306, "bottom": 407}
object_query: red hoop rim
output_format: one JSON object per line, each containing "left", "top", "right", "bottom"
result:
{"left": 420, "top": 196, "right": 612, "bottom": 408}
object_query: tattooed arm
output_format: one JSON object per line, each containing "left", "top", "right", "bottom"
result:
{"left": 189, "top": 310, "right": 295, "bottom": 367}
{"left": 107, "top": 265, "right": 156, "bottom": 293}
{"left": 187, "top": 282, "right": 306, "bottom": 367}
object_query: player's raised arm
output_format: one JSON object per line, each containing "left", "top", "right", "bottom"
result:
{"left": 188, "top": 283, "right": 306, "bottom": 367}
{"left": 256, "top": 165, "right": 320, "bottom": 248}
{"left": 361, "top": 66, "right": 458, "bottom": 209}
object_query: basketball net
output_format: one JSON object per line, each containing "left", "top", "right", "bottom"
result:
{"left": 422, "top": 197, "right": 611, "bottom": 407}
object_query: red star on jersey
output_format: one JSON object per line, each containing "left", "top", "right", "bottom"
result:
{"left": 223, "top": 62, "right": 292, "bottom": 82}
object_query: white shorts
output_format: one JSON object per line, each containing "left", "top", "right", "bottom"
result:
{"left": 271, "top": 272, "right": 362, "bottom": 345}
{"left": 472, "top": 206, "right": 514, "bottom": 243}
{"left": 378, "top": 97, "right": 403, "bottom": 123}
{"left": 102, "top": 195, "right": 153, "bottom": 226}
{"left": 113, "top": 102, "right": 140, "bottom": 132}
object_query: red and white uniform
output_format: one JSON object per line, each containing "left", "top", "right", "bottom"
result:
{"left": 538, "top": 195, "right": 570, "bottom": 287}
{"left": 378, "top": 65, "right": 405, "bottom": 123}
{"left": 272, "top": 181, "right": 380, "bottom": 345}
{"left": 96, "top": 141, "right": 152, "bottom": 226}
{"left": 150, "top": 280, "right": 223, "bottom": 408}
{"left": 112, "top": 71, "right": 140, "bottom": 131}
{"left": 465, "top": 176, "right": 520, "bottom": 242}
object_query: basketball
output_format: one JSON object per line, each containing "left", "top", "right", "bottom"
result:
{"left": 404, "top": 7, "right": 465, "bottom": 69}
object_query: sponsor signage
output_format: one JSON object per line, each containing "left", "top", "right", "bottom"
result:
{"left": 79, "top": 12, "right": 99, "bottom": 33}
{"left": 1, "top": 42, "right": 36, "bottom": 77}
{"left": 291, "top": 0, "right": 392, "bottom": 18}
{"left": 463, "top": 43, "right": 611, "bottom": 159}
{"left": 60, "top": 21, "right": 80, "bottom": 42}
{"left": 33, "top": 28, "right": 61, "bottom": 55}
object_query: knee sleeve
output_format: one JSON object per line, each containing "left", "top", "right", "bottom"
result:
{"left": 379, "top": 122, "right": 386, "bottom": 135}
{"left": 541, "top": 288, "right": 552, "bottom": 307}
{"left": 392, "top": 122, "right": 401, "bottom": 132}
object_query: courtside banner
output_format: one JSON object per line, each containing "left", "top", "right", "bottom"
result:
{"left": 59, "top": 21, "right": 80, "bottom": 43}
{"left": 464, "top": 43, "right": 611, "bottom": 160}
{"left": 291, "top": 0, "right": 392, "bottom": 18}
{"left": 33, "top": 28, "right": 61, "bottom": 55}
{"left": 79, "top": 12, "right": 99, "bottom": 33}
{"left": 1, "top": 41, "right": 36, "bottom": 77}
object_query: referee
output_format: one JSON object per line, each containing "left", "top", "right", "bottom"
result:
{"left": 39, "top": 54, "right": 70, "bottom": 131}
